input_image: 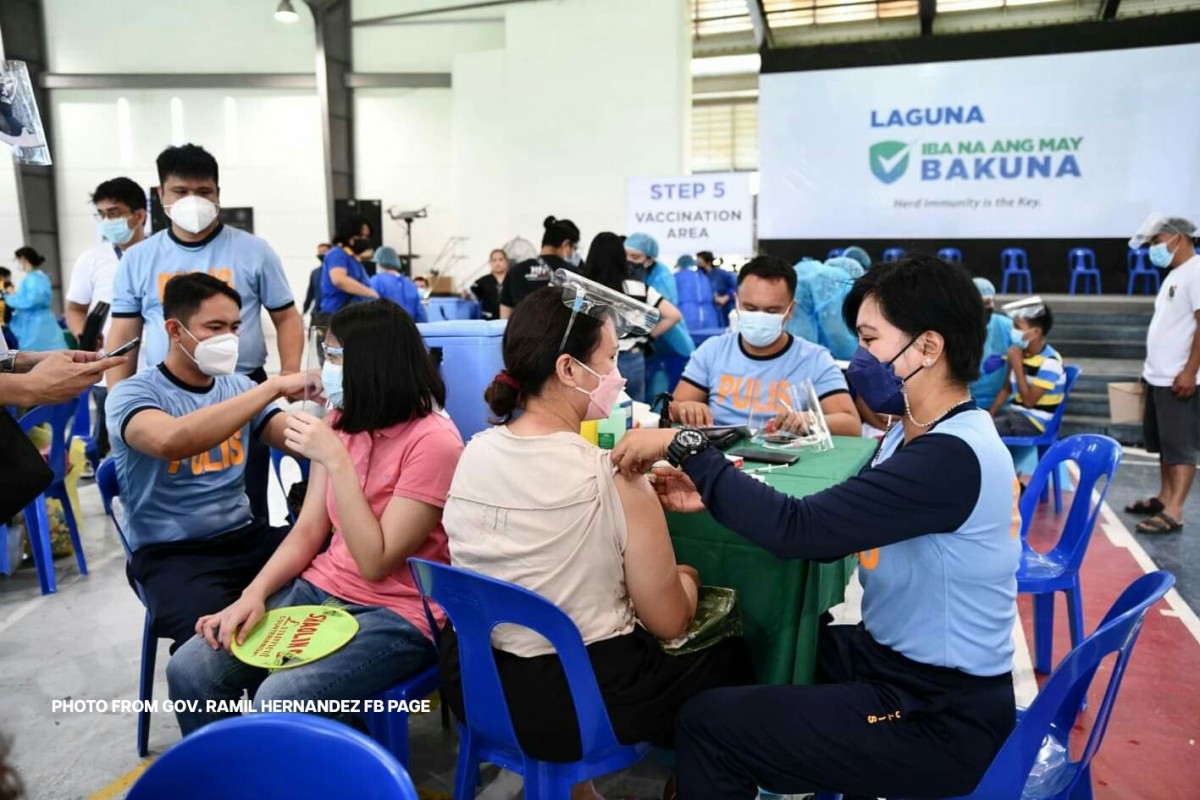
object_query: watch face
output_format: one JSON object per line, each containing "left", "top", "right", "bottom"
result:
{"left": 678, "top": 428, "right": 706, "bottom": 449}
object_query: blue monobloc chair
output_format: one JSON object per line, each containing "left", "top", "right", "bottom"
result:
{"left": 826, "top": 248, "right": 844, "bottom": 259}
{"left": 816, "top": 571, "right": 1174, "bottom": 800}
{"left": 127, "top": 713, "right": 419, "bottom": 800}
{"left": 97, "top": 458, "right": 160, "bottom": 757}
{"left": 1068, "top": 248, "right": 1102, "bottom": 295}
{"left": 269, "top": 448, "right": 311, "bottom": 524}
{"left": 1000, "top": 365, "right": 1081, "bottom": 514}
{"left": 1018, "top": 435, "right": 1121, "bottom": 675}
{"left": 882, "top": 247, "right": 906, "bottom": 262}
{"left": 364, "top": 663, "right": 445, "bottom": 771}
{"left": 1001, "top": 247, "right": 1033, "bottom": 294}
{"left": 937, "top": 247, "right": 963, "bottom": 263}
{"left": 19, "top": 396, "right": 87, "bottom": 594}
{"left": 70, "top": 384, "right": 98, "bottom": 467}
{"left": 409, "top": 558, "right": 649, "bottom": 800}
{"left": 1126, "top": 248, "right": 1159, "bottom": 296}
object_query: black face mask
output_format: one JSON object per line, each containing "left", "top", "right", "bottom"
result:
{"left": 984, "top": 309, "right": 994, "bottom": 324}
{"left": 627, "top": 261, "right": 648, "bottom": 281}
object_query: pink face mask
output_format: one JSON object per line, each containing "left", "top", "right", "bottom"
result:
{"left": 573, "top": 359, "right": 626, "bottom": 421}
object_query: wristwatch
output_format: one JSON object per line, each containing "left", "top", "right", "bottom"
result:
{"left": 666, "top": 427, "right": 709, "bottom": 469}
{"left": 0, "top": 350, "right": 19, "bottom": 373}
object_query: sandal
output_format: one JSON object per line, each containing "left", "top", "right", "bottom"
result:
{"left": 1125, "top": 497, "right": 1165, "bottom": 516}
{"left": 1137, "top": 512, "right": 1183, "bottom": 534}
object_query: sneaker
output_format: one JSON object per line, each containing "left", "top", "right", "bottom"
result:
{"left": 80, "top": 461, "right": 95, "bottom": 480}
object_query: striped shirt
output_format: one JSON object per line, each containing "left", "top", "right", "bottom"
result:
{"left": 1011, "top": 343, "right": 1065, "bottom": 428}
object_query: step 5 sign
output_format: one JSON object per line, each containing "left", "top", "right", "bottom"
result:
{"left": 626, "top": 173, "right": 753, "bottom": 256}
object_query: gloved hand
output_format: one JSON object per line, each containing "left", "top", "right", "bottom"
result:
{"left": 982, "top": 354, "right": 1006, "bottom": 375}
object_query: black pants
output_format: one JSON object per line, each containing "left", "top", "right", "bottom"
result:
{"left": 91, "top": 385, "right": 110, "bottom": 461}
{"left": 127, "top": 521, "right": 288, "bottom": 653}
{"left": 243, "top": 367, "right": 270, "bottom": 524}
{"left": 440, "top": 625, "right": 754, "bottom": 762}
{"left": 992, "top": 408, "right": 1044, "bottom": 437}
{"left": 675, "top": 621, "right": 1015, "bottom": 800}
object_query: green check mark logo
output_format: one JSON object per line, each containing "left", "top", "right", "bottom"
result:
{"left": 870, "top": 141, "right": 911, "bottom": 185}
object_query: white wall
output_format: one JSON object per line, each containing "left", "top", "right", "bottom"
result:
{"left": 51, "top": 89, "right": 327, "bottom": 301}
{"left": 448, "top": 0, "right": 692, "bottom": 277}
{"left": 353, "top": 88, "right": 457, "bottom": 277}
{"left": 44, "top": 0, "right": 316, "bottom": 73}
{"left": 0, "top": 157, "right": 21, "bottom": 271}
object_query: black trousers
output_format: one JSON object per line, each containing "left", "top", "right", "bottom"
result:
{"left": 675, "top": 621, "right": 1015, "bottom": 800}
{"left": 127, "top": 521, "right": 288, "bottom": 653}
{"left": 440, "top": 625, "right": 754, "bottom": 762}
{"left": 243, "top": 367, "right": 270, "bottom": 524}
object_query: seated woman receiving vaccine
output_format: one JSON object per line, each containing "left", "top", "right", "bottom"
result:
{"left": 167, "top": 300, "right": 463, "bottom": 735}
{"left": 613, "top": 255, "right": 1020, "bottom": 800}
{"left": 439, "top": 286, "right": 752, "bottom": 800}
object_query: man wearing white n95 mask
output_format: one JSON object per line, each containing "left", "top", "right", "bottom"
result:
{"left": 106, "top": 143, "right": 303, "bottom": 525}
{"left": 106, "top": 273, "right": 312, "bottom": 653}
{"left": 671, "top": 255, "right": 861, "bottom": 437}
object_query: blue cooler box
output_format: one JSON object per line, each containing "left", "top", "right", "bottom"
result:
{"left": 418, "top": 319, "right": 506, "bottom": 441}
{"left": 427, "top": 298, "right": 481, "bottom": 321}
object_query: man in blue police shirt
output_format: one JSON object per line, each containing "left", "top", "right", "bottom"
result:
{"left": 106, "top": 144, "right": 303, "bottom": 524}
{"left": 107, "top": 273, "right": 309, "bottom": 651}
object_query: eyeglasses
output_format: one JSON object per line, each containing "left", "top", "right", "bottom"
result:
{"left": 319, "top": 342, "right": 344, "bottom": 363}
{"left": 93, "top": 210, "right": 132, "bottom": 221}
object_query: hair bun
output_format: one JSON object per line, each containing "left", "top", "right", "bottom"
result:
{"left": 543, "top": 215, "right": 558, "bottom": 229}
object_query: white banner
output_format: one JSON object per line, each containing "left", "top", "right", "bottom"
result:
{"left": 626, "top": 173, "right": 754, "bottom": 256}
{"left": 759, "top": 44, "right": 1200, "bottom": 240}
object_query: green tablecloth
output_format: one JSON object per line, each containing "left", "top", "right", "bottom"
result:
{"left": 667, "top": 436, "right": 877, "bottom": 685}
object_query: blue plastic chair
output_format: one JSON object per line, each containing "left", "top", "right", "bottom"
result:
{"left": 1018, "top": 435, "right": 1122, "bottom": 675}
{"left": 815, "top": 571, "right": 1174, "bottom": 800}
{"left": 269, "top": 448, "right": 311, "bottom": 524}
{"left": 97, "top": 458, "right": 160, "bottom": 757}
{"left": 19, "top": 396, "right": 87, "bottom": 594}
{"left": 1001, "top": 365, "right": 1081, "bottom": 514}
{"left": 1126, "top": 247, "right": 1160, "bottom": 296}
{"left": 1001, "top": 248, "right": 1033, "bottom": 294}
{"left": 127, "top": 713, "right": 419, "bottom": 800}
{"left": 882, "top": 247, "right": 905, "bottom": 262}
{"left": 408, "top": 558, "right": 649, "bottom": 800}
{"left": 362, "top": 664, "right": 442, "bottom": 770}
{"left": 70, "top": 384, "right": 98, "bottom": 467}
{"left": 826, "top": 248, "right": 845, "bottom": 259}
{"left": 1068, "top": 248, "right": 1102, "bottom": 295}
{"left": 938, "top": 247, "right": 963, "bottom": 263}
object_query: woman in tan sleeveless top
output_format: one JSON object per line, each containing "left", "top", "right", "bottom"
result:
{"left": 439, "top": 286, "right": 752, "bottom": 800}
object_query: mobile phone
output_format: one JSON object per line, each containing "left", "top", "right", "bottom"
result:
{"left": 727, "top": 447, "right": 799, "bottom": 466}
{"left": 103, "top": 337, "right": 140, "bottom": 358}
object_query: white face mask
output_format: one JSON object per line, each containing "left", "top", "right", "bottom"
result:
{"left": 167, "top": 195, "right": 220, "bottom": 235}
{"left": 175, "top": 322, "right": 239, "bottom": 376}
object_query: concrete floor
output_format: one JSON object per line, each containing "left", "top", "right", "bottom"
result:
{"left": 1, "top": 446, "right": 1194, "bottom": 799}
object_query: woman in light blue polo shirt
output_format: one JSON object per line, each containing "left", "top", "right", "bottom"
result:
{"left": 613, "top": 255, "right": 1020, "bottom": 800}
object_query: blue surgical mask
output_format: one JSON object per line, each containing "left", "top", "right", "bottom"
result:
{"left": 566, "top": 250, "right": 582, "bottom": 267}
{"left": 100, "top": 217, "right": 134, "bottom": 246}
{"left": 321, "top": 361, "right": 344, "bottom": 409}
{"left": 846, "top": 339, "right": 922, "bottom": 416}
{"left": 1149, "top": 240, "right": 1176, "bottom": 268}
{"left": 1010, "top": 328, "right": 1028, "bottom": 349}
{"left": 738, "top": 308, "right": 789, "bottom": 348}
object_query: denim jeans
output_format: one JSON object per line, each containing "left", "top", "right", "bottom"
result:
{"left": 167, "top": 577, "right": 435, "bottom": 736}
{"left": 618, "top": 349, "right": 647, "bottom": 405}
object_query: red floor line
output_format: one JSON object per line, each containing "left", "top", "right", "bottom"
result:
{"left": 1020, "top": 495, "right": 1200, "bottom": 800}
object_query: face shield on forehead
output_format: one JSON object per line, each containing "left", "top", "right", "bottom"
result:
{"left": 552, "top": 269, "right": 661, "bottom": 351}
{"left": 1001, "top": 295, "right": 1045, "bottom": 320}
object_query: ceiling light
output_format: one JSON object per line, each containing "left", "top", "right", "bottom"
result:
{"left": 274, "top": 0, "right": 299, "bottom": 23}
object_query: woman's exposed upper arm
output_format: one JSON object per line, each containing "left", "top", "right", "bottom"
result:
{"left": 615, "top": 471, "right": 694, "bottom": 640}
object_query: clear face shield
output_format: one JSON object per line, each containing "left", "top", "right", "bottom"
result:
{"left": 749, "top": 379, "right": 834, "bottom": 454}
{"left": 551, "top": 269, "right": 661, "bottom": 351}
{"left": 1001, "top": 295, "right": 1046, "bottom": 321}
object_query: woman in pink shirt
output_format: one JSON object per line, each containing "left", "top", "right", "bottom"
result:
{"left": 167, "top": 300, "right": 463, "bottom": 736}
